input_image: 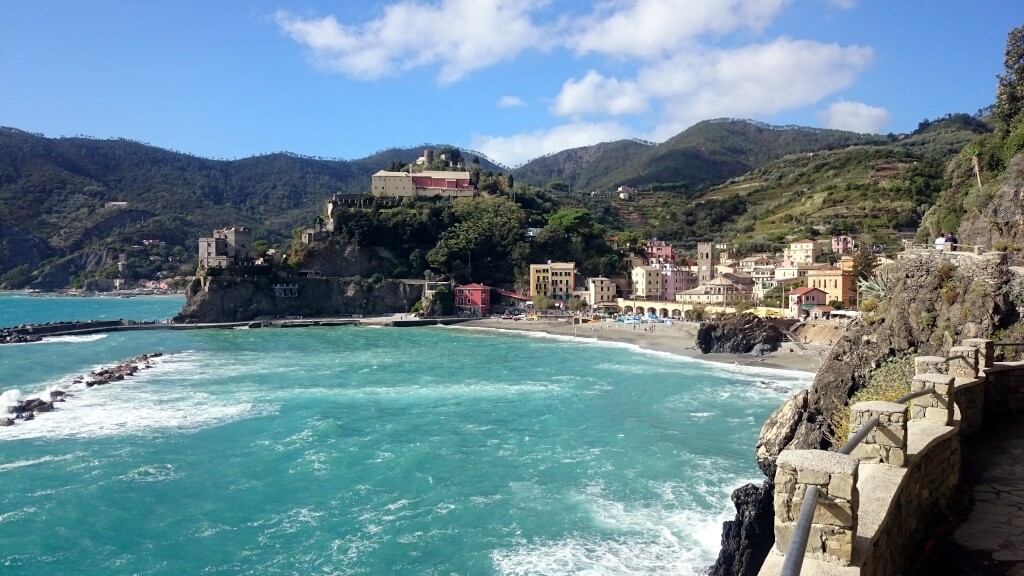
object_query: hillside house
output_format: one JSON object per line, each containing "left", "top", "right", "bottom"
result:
{"left": 788, "top": 287, "right": 828, "bottom": 319}
{"left": 644, "top": 239, "right": 675, "bottom": 265}
{"left": 832, "top": 235, "right": 856, "bottom": 254}
{"left": 784, "top": 239, "right": 822, "bottom": 265}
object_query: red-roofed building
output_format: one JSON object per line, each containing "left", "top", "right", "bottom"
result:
{"left": 455, "top": 283, "right": 491, "bottom": 316}
{"left": 788, "top": 287, "right": 828, "bottom": 319}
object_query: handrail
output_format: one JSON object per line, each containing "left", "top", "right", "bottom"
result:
{"left": 780, "top": 385, "right": 937, "bottom": 575}
{"left": 779, "top": 485, "right": 820, "bottom": 576}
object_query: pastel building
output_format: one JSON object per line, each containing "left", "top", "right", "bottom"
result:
{"left": 631, "top": 266, "right": 664, "bottom": 299}
{"left": 530, "top": 262, "right": 576, "bottom": 303}
{"left": 832, "top": 235, "right": 856, "bottom": 254}
{"left": 371, "top": 170, "right": 476, "bottom": 198}
{"left": 788, "top": 287, "right": 828, "bottom": 319}
{"left": 784, "top": 239, "right": 822, "bottom": 265}
{"left": 587, "top": 277, "right": 618, "bottom": 306}
{"left": 644, "top": 239, "right": 675, "bottom": 265}
{"left": 676, "top": 276, "right": 750, "bottom": 306}
{"left": 455, "top": 283, "right": 491, "bottom": 316}
{"left": 806, "top": 267, "right": 855, "bottom": 307}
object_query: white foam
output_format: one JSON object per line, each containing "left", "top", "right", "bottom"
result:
{"left": 39, "top": 334, "right": 108, "bottom": 344}
{"left": 0, "top": 352, "right": 275, "bottom": 440}
{"left": 0, "top": 452, "right": 85, "bottom": 473}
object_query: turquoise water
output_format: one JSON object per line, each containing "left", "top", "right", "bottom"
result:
{"left": 0, "top": 295, "right": 808, "bottom": 575}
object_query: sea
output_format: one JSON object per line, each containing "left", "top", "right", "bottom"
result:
{"left": 0, "top": 293, "right": 810, "bottom": 575}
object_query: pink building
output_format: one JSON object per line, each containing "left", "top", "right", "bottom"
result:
{"left": 832, "top": 235, "right": 856, "bottom": 254}
{"left": 788, "top": 287, "right": 828, "bottom": 319}
{"left": 644, "top": 239, "right": 675, "bottom": 265}
{"left": 455, "top": 283, "right": 491, "bottom": 316}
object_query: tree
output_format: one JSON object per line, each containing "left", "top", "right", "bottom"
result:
{"left": 851, "top": 250, "right": 879, "bottom": 283}
{"left": 569, "top": 298, "right": 588, "bottom": 312}
{"left": 532, "top": 294, "right": 554, "bottom": 310}
{"left": 996, "top": 24, "right": 1024, "bottom": 130}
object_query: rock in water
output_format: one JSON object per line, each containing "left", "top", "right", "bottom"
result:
{"left": 707, "top": 481, "right": 775, "bottom": 576}
{"left": 696, "top": 314, "right": 784, "bottom": 354}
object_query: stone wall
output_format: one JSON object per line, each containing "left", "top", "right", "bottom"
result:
{"left": 858, "top": 420, "right": 960, "bottom": 576}
{"left": 759, "top": 340, "right": 1024, "bottom": 576}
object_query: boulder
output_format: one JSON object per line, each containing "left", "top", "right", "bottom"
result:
{"left": 0, "top": 417, "right": 14, "bottom": 426}
{"left": 755, "top": 390, "right": 808, "bottom": 478}
{"left": 696, "top": 314, "right": 785, "bottom": 354}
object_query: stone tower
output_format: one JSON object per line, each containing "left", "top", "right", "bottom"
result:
{"left": 697, "top": 241, "right": 718, "bottom": 284}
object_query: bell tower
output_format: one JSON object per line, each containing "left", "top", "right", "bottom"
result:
{"left": 697, "top": 242, "right": 718, "bottom": 284}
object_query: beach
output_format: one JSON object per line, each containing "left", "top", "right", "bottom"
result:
{"left": 459, "top": 318, "right": 827, "bottom": 373}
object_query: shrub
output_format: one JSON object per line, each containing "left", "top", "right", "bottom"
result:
{"left": 826, "top": 351, "right": 916, "bottom": 450}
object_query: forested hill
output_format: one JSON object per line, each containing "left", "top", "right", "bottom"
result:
{"left": 513, "top": 119, "right": 888, "bottom": 193}
{"left": 0, "top": 128, "right": 502, "bottom": 287}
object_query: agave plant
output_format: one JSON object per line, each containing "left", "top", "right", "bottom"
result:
{"left": 858, "top": 264, "right": 899, "bottom": 303}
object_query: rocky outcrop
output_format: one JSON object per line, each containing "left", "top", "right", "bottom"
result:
{"left": 176, "top": 273, "right": 423, "bottom": 323}
{"left": 294, "top": 239, "right": 402, "bottom": 278}
{"left": 28, "top": 248, "right": 119, "bottom": 290}
{"left": 709, "top": 252, "right": 1022, "bottom": 576}
{"left": 696, "top": 313, "right": 784, "bottom": 354}
{"left": 708, "top": 481, "right": 776, "bottom": 576}
{"left": 958, "top": 153, "right": 1024, "bottom": 253}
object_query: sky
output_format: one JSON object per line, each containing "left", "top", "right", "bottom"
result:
{"left": 1, "top": 1, "right": 1021, "bottom": 168}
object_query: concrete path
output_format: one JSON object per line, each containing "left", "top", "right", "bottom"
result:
{"left": 912, "top": 416, "right": 1024, "bottom": 575}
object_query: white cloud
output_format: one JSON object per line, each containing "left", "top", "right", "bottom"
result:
{"left": 821, "top": 100, "right": 890, "bottom": 133}
{"left": 553, "top": 71, "right": 650, "bottom": 116}
{"left": 471, "top": 122, "right": 637, "bottom": 167}
{"left": 567, "top": 0, "right": 791, "bottom": 59}
{"left": 497, "top": 95, "right": 526, "bottom": 108}
{"left": 275, "top": 0, "right": 546, "bottom": 83}
{"left": 642, "top": 38, "right": 874, "bottom": 133}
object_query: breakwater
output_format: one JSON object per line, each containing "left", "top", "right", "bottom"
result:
{"left": 1, "top": 316, "right": 475, "bottom": 342}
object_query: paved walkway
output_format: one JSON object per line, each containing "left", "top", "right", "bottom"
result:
{"left": 913, "top": 416, "right": 1024, "bottom": 575}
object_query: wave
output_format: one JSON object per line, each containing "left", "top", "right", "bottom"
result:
{"left": 0, "top": 351, "right": 275, "bottom": 441}
{"left": 39, "top": 334, "right": 108, "bottom": 344}
{"left": 0, "top": 452, "right": 85, "bottom": 473}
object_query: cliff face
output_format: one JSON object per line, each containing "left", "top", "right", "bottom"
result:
{"left": 708, "top": 252, "right": 1023, "bottom": 576}
{"left": 175, "top": 241, "right": 423, "bottom": 323}
{"left": 175, "top": 274, "right": 423, "bottom": 323}
{"left": 958, "top": 153, "right": 1024, "bottom": 254}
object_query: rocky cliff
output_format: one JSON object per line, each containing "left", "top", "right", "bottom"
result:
{"left": 175, "top": 273, "right": 423, "bottom": 323}
{"left": 696, "top": 314, "right": 785, "bottom": 354}
{"left": 707, "top": 251, "right": 1024, "bottom": 576}
{"left": 175, "top": 241, "right": 422, "bottom": 323}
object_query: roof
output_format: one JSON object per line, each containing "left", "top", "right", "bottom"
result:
{"left": 793, "top": 239, "right": 817, "bottom": 245}
{"left": 457, "top": 283, "right": 490, "bottom": 290}
{"left": 811, "top": 305, "right": 835, "bottom": 312}
{"left": 789, "top": 287, "right": 826, "bottom": 296}
{"left": 495, "top": 288, "right": 530, "bottom": 300}
{"left": 373, "top": 170, "right": 472, "bottom": 179}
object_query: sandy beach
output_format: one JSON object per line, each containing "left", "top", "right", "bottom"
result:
{"left": 458, "top": 318, "right": 827, "bottom": 373}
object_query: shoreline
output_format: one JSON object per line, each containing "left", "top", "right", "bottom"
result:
{"left": 457, "top": 318, "right": 826, "bottom": 374}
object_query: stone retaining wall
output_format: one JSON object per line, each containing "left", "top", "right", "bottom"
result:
{"left": 759, "top": 340, "right": 1024, "bottom": 576}
{"left": 858, "top": 420, "right": 960, "bottom": 576}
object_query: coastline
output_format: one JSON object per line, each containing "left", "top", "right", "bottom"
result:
{"left": 457, "top": 318, "right": 826, "bottom": 374}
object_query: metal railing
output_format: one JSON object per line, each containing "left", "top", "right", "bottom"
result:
{"left": 780, "top": 387, "right": 933, "bottom": 575}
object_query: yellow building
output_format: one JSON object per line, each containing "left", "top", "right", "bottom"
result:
{"left": 586, "top": 277, "right": 617, "bottom": 306}
{"left": 530, "top": 262, "right": 576, "bottom": 303}
{"left": 630, "top": 266, "right": 664, "bottom": 299}
{"left": 806, "top": 267, "right": 854, "bottom": 306}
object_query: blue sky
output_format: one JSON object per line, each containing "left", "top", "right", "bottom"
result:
{"left": 1, "top": 1, "right": 1019, "bottom": 167}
